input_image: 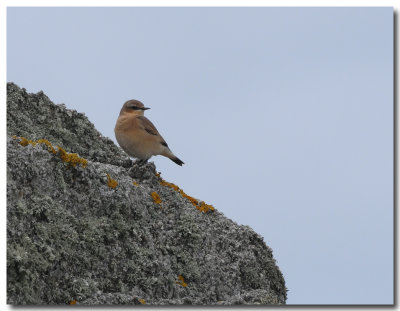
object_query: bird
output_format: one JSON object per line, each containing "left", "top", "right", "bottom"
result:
{"left": 114, "top": 99, "right": 184, "bottom": 166}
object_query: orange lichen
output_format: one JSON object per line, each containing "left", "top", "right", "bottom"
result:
{"left": 36, "top": 139, "right": 57, "bottom": 154}
{"left": 138, "top": 298, "right": 146, "bottom": 304}
{"left": 160, "top": 179, "right": 180, "bottom": 191}
{"left": 180, "top": 191, "right": 199, "bottom": 206}
{"left": 19, "top": 137, "right": 35, "bottom": 147}
{"left": 159, "top": 178, "right": 214, "bottom": 213}
{"left": 69, "top": 299, "right": 77, "bottom": 304}
{"left": 151, "top": 191, "right": 162, "bottom": 205}
{"left": 14, "top": 136, "right": 87, "bottom": 168}
{"left": 133, "top": 181, "right": 139, "bottom": 187}
{"left": 176, "top": 275, "right": 188, "bottom": 287}
{"left": 196, "top": 201, "right": 215, "bottom": 213}
{"left": 106, "top": 173, "right": 118, "bottom": 189}
{"left": 57, "top": 146, "right": 87, "bottom": 168}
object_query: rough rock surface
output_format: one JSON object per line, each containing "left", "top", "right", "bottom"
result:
{"left": 7, "top": 82, "right": 287, "bottom": 305}
{"left": 7, "top": 82, "right": 130, "bottom": 168}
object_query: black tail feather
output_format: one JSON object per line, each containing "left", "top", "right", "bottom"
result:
{"left": 171, "top": 157, "right": 184, "bottom": 166}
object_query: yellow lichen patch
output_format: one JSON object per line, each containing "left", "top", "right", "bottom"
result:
{"left": 133, "top": 181, "right": 139, "bottom": 187}
{"left": 159, "top": 178, "right": 214, "bottom": 213}
{"left": 19, "top": 137, "right": 36, "bottom": 147}
{"left": 36, "top": 139, "right": 57, "bottom": 154}
{"left": 69, "top": 299, "right": 77, "bottom": 304}
{"left": 18, "top": 137, "right": 56, "bottom": 154}
{"left": 106, "top": 173, "right": 118, "bottom": 189}
{"left": 57, "top": 146, "right": 88, "bottom": 168}
{"left": 14, "top": 136, "right": 87, "bottom": 168}
{"left": 138, "top": 298, "right": 146, "bottom": 304}
{"left": 196, "top": 201, "right": 215, "bottom": 213}
{"left": 151, "top": 191, "right": 162, "bottom": 205}
{"left": 176, "top": 275, "right": 188, "bottom": 287}
{"left": 160, "top": 179, "right": 180, "bottom": 191}
{"left": 180, "top": 190, "right": 199, "bottom": 207}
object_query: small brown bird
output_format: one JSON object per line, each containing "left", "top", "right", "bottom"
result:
{"left": 114, "top": 99, "right": 184, "bottom": 166}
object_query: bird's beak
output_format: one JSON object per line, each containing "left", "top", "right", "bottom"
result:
{"left": 142, "top": 107, "right": 150, "bottom": 110}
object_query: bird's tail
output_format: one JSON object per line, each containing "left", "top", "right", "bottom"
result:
{"left": 171, "top": 156, "right": 184, "bottom": 166}
{"left": 162, "top": 149, "right": 184, "bottom": 166}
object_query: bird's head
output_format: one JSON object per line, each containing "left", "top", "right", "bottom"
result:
{"left": 120, "top": 99, "right": 150, "bottom": 116}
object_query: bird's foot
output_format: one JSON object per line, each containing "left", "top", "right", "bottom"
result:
{"left": 128, "top": 159, "right": 157, "bottom": 182}
{"left": 134, "top": 159, "right": 148, "bottom": 166}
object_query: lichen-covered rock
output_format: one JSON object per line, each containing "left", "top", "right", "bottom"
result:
{"left": 7, "top": 82, "right": 131, "bottom": 168}
{"left": 7, "top": 83, "right": 287, "bottom": 305}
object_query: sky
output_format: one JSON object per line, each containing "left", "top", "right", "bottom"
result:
{"left": 6, "top": 7, "right": 393, "bottom": 305}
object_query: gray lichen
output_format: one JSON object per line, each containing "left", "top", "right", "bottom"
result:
{"left": 7, "top": 82, "right": 131, "bottom": 168}
{"left": 7, "top": 82, "right": 287, "bottom": 305}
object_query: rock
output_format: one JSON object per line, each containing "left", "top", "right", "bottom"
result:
{"left": 6, "top": 82, "right": 287, "bottom": 305}
{"left": 6, "top": 82, "right": 131, "bottom": 168}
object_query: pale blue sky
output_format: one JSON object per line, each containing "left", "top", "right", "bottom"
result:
{"left": 7, "top": 7, "right": 393, "bottom": 304}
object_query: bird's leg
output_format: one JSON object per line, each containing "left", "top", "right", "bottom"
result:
{"left": 134, "top": 159, "right": 149, "bottom": 166}
{"left": 141, "top": 159, "right": 149, "bottom": 165}
{"left": 133, "top": 159, "right": 143, "bottom": 165}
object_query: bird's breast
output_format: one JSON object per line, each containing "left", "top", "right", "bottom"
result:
{"left": 115, "top": 115, "right": 140, "bottom": 156}
{"left": 114, "top": 114, "right": 161, "bottom": 159}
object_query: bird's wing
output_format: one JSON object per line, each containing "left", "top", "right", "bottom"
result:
{"left": 136, "top": 116, "right": 168, "bottom": 147}
{"left": 137, "top": 116, "right": 159, "bottom": 136}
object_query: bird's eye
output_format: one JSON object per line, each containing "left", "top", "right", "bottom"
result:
{"left": 130, "top": 106, "right": 140, "bottom": 110}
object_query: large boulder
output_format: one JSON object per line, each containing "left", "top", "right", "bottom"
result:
{"left": 7, "top": 83, "right": 287, "bottom": 305}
